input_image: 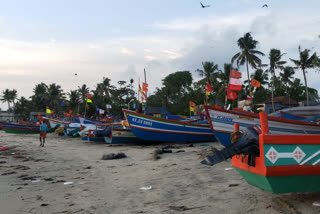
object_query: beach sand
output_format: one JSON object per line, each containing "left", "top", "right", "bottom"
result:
{"left": 0, "top": 132, "right": 319, "bottom": 214}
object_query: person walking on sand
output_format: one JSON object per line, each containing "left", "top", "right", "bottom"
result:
{"left": 39, "top": 121, "right": 48, "bottom": 147}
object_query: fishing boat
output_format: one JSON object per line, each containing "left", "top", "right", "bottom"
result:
{"left": 202, "top": 112, "right": 320, "bottom": 193}
{"left": 74, "top": 116, "right": 113, "bottom": 125}
{"left": 0, "top": 121, "right": 40, "bottom": 134}
{"left": 204, "top": 106, "right": 320, "bottom": 147}
{"left": 86, "top": 129, "right": 106, "bottom": 142}
{"left": 123, "top": 109, "right": 216, "bottom": 143}
{"left": 104, "top": 128, "right": 141, "bottom": 144}
{"left": 0, "top": 121, "right": 58, "bottom": 134}
{"left": 43, "top": 117, "right": 71, "bottom": 128}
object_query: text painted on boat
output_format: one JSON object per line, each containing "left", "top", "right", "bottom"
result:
{"left": 216, "top": 116, "right": 233, "bottom": 122}
{"left": 131, "top": 118, "right": 153, "bottom": 126}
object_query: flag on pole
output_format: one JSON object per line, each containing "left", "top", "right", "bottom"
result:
{"left": 99, "top": 109, "right": 105, "bottom": 114}
{"left": 87, "top": 94, "right": 92, "bottom": 103}
{"left": 247, "top": 95, "right": 253, "bottom": 101}
{"left": 106, "top": 104, "right": 112, "bottom": 109}
{"left": 230, "top": 69, "right": 242, "bottom": 79}
{"left": 189, "top": 101, "right": 196, "bottom": 107}
{"left": 205, "top": 82, "right": 214, "bottom": 92}
{"left": 139, "top": 84, "right": 147, "bottom": 100}
{"left": 190, "top": 106, "right": 195, "bottom": 112}
{"left": 228, "top": 78, "right": 242, "bottom": 91}
{"left": 251, "top": 79, "right": 261, "bottom": 88}
{"left": 142, "top": 82, "right": 148, "bottom": 92}
{"left": 46, "top": 107, "right": 51, "bottom": 114}
{"left": 227, "top": 91, "right": 238, "bottom": 100}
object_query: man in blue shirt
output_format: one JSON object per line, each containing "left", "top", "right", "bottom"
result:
{"left": 39, "top": 121, "right": 48, "bottom": 147}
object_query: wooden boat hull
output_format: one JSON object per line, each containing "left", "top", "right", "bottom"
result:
{"left": 205, "top": 106, "right": 320, "bottom": 146}
{"left": 123, "top": 109, "right": 216, "bottom": 143}
{"left": 232, "top": 113, "right": 320, "bottom": 193}
{"left": 0, "top": 121, "right": 40, "bottom": 134}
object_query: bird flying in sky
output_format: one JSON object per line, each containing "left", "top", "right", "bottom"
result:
{"left": 262, "top": 4, "right": 268, "bottom": 8}
{"left": 200, "top": 2, "right": 210, "bottom": 8}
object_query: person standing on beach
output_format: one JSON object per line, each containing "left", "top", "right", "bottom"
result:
{"left": 39, "top": 121, "right": 48, "bottom": 147}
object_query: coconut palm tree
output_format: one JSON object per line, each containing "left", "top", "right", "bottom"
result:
{"left": 267, "top": 49, "right": 287, "bottom": 112}
{"left": 68, "top": 90, "right": 80, "bottom": 113}
{"left": 9, "top": 89, "right": 18, "bottom": 109}
{"left": 14, "top": 96, "right": 31, "bottom": 120}
{"left": 78, "top": 84, "right": 90, "bottom": 114}
{"left": 47, "top": 83, "right": 65, "bottom": 111}
{"left": 280, "top": 66, "right": 295, "bottom": 96}
{"left": 290, "top": 46, "right": 318, "bottom": 106}
{"left": 231, "top": 32, "right": 265, "bottom": 94}
{"left": 195, "top": 61, "right": 220, "bottom": 86}
{"left": 30, "top": 83, "right": 48, "bottom": 111}
{"left": 1, "top": 89, "right": 12, "bottom": 110}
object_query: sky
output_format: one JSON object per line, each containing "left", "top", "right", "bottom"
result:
{"left": 0, "top": 0, "right": 319, "bottom": 110}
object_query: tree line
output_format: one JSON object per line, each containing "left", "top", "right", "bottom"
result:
{"left": 1, "top": 32, "right": 320, "bottom": 120}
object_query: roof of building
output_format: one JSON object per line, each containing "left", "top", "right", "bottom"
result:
{"left": 264, "top": 96, "right": 299, "bottom": 105}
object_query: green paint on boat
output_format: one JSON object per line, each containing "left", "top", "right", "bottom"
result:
{"left": 236, "top": 168, "right": 320, "bottom": 193}
{"left": 3, "top": 129, "right": 40, "bottom": 134}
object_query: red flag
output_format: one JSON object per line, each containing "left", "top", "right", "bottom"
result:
{"left": 87, "top": 94, "right": 92, "bottom": 99}
{"left": 205, "top": 82, "right": 214, "bottom": 92}
{"left": 139, "top": 85, "right": 147, "bottom": 100}
{"left": 251, "top": 79, "right": 261, "bottom": 88}
{"left": 189, "top": 101, "right": 196, "bottom": 107}
{"left": 228, "top": 78, "right": 242, "bottom": 91}
{"left": 227, "top": 91, "right": 238, "bottom": 100}
{"left": 230, "top": 69, "right": 241, "bottom": 79}
{"left": 68, "top": 109, "right": 73, "bottom": 114}
{"left": 142, "top": 82, "right": 148, "bottom": 92}
{"left": 247, "top": 95, "right": 253, "bottom": 101}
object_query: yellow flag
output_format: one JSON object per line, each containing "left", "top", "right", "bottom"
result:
{"left": 206, "top": 91, "right": 210, "bottom": 96}
{"left": 87, "top": 98, "right": 92, "bottom": 103}
{"left": 190, "top": 106, "right": 194, "bottom": 112}
{"left": 46, "top": 108, "right": 51, "bottom": 114}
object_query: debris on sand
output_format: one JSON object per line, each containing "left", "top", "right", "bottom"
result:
{"left": 101, "top": 153, "right": 127, "bottom": 160}
{"left": 313, "top": 201, "right": 320, "bottom": 207}
{"left": 168, "top": 206, "right": 191, "bottom": 211}
{"left": 152, "top": 150, "right": 160, "bottom": 161}
{"left": 228, "top": 184, "right": 239, "bottom": 187}
{"left": 140, "top": 186, "right": 152, "bottom": 190}
{"left": 175, "top": 150, "right": 185, "bottom": 153}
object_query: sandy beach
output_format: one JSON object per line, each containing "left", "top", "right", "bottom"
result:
{"left": 0, "top": 131, "right": 319, "bottom": 214}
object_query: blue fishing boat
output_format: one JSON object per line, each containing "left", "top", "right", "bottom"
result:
{"left": 204, "top": 106, "right": 320, "bottom": 147}
{"left": 123, "top": 109, "right": 216, "bottom": 143}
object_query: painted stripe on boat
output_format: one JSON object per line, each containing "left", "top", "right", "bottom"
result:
{"left": 130, "top": 124, "right": 213, "bottom": 135}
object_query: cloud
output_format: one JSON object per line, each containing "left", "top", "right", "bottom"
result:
{"left": 1, "top": 8, "right": 320, "bottom": 110}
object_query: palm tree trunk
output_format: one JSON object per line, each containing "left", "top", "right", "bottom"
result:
{"left": 271, "top": 72, "right": 275, "bottom": 112}
{"left": 246, "top": 61, "right": 253, "bottom": 108}
{"left": 302, "top": 69, "right": 309, "bottom": 106}
{"left": 246, "top": 61, "right": 251, "bottom": 93}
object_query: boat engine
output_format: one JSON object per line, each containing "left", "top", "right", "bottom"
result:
{"left": 201, "top": 126, "right": 260, "bottom": 166}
